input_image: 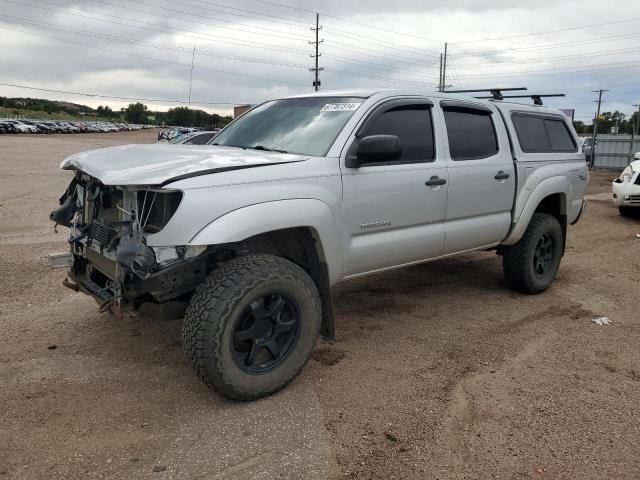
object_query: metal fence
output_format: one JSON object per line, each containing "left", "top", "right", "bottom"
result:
{"left": 592, "top": 134, "right": 640, "bottom": 170}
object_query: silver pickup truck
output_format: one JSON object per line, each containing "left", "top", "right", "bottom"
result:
{"left": 50, "top": 89, "right": 588, "bottom": 400}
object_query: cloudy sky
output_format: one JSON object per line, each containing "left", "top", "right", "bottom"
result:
{"left": 0, "top": 0, "right": 638, "bottom": 121}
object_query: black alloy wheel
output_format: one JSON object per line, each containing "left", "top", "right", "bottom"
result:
{"left": 182, "top": 254, "right": 322, "bottom": 401}
{"left": 533, "top": 233, "right": 554, "bottom": 277}
{"left": 231, "top": 293, "right": 300, "bottom": 374}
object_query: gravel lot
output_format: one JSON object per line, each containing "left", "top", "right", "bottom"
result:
{"left": 1, "top": 131, "right": 639, "bottom": 479}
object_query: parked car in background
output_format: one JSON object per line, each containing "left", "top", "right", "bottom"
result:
{"left": 35, "top": 122, "right": 55, "bottom": 134}
{"left": 4, "top": 120, "right": 38, "bottom": 133}
{"left": 45, "top": 122, "right": 66, "bottom": 133}
{"left": 0, "top": 118, "right": 157, "bottom": 134}
{"left": 582, "top": 137, "right": 594, "bottom": 162}
{"left": 612, "top": 153, "right": 640, "bottom": 217}
{"left": 19, "top": 120, "right": 43, "bottom": 133}
{"left": 167, "top": 131, "right": 218, "bottom": 145}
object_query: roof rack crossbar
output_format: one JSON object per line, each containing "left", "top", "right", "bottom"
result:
{"left": 444, "top": 87, "right": 527, "bottom": 100}
{"left": 475, "top": 93, "right": 566, "bottom": 106}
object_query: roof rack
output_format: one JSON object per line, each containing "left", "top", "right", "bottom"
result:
{"left": 474, "top": 94, "right": 566, "bottom": 106}
{"left": 443, "top": 87, "right": 527, "bottom": 101}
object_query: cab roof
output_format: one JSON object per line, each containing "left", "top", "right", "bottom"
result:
{"left": 281, "top": 89, "right": 568, "bottom": 117}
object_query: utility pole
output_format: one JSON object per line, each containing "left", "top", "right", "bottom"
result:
{"left": 188, "top": 46, "right": 196, "bottom": 108}
{"left": 630, "top": 103, "right": 640, "bottom": 165}
{"left": 589, "top": 88, "right": 609, "bottom": 169}
{"left": 438, "top": 53, "right": 443, "bottom": 92}
{"left": 442, "top": 42, "right": 448, "bottom": 92}
{"left": 633, "top": 103, "right": 640, "bottom": 137}
{"left": 309, "top": 13, "right": 324, "bottom": 91}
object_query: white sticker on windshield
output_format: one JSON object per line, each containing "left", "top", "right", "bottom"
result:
{"left": 321, "top": 103, "right": 361, "bottom": 112}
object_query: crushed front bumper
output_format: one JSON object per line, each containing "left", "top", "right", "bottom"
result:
{"left": 59, "top": 246, "right": 209, "bottom": 319}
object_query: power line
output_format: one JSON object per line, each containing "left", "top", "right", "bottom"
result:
{"left": 156, "top": 0, "right": 310, "bottom": 29}
{"left": 453, "top": 59, "right": 640, "bottom": 79}
{"left": 323, "top": 53, "right": 438, "bottom": 78}
{"left": 454, "top": 33, "right": 640, "bottom": 60}
{"left": 0, "top": 14, "right": 441, "bottom": 86}
{"left": 451, "top": 46, "right": 640, "bottom": 68}
{"left": 0, "top": 15, "right": 309, "bottom": 68}
{"left": 322, "top": 41, "right": 439, "bottom": 68}
{"left": 90, "top": 0, "right": 309, "bottom": 40}
{"left": 0, "top": 25, "right": 310, "bottom": 87}
{"left": 322, "top": 25, "right": 441, "bottom": 59}
{"left": 0, "top": 0, "right": 310, "bottom": 56}
{"left": 453, "top": 16, "right": 640, "bottom": 44}
{"left": 0, "top": 81, "right": 240, "bottom": 105}
{"left": 324, "top": 66, "right": 438, "bottom": 88}
{"left": 243, "top": 0, "right": 443, "bottom": 44}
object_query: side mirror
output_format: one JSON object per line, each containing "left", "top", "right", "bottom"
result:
{"left": 346, "top": 135, "right": 402, "bottom": 168}
{"left": 622, "top": 174, "right": 632, "bottom": 184}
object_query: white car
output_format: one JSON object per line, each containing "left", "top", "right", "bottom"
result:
{"left": 612, "top": 153, "right": 640, "bottom": 217}
{"left": 5, "top": 120, "right": 38, "bottom": 133}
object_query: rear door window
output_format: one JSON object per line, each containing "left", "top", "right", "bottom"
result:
{"left": 442, "top": 107, "right": 498, "bottom": 160}
{"left": 545, "top": 119, "right": 577, "bottom": 152}
{"left": 512, "top": 113, "right": 577, "bottom": 153}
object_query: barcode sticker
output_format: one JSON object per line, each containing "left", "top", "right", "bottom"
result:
{"left": 321, "top": 103, "right": 361, "bottom": 112}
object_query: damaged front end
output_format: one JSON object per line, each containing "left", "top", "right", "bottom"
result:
{"left": 50, "top": 173, "right": 208, "bottom": 320}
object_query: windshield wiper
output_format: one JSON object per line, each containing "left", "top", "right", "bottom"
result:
{"left": 247, "top": 145, "right": 288, "bottom": 154}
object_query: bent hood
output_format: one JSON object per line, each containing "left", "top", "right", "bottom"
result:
{"left": 61, "top": 144, "right": 309, "bottom": 186}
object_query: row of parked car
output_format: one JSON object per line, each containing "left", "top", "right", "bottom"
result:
{"left": 0, "top": 119, "right": 155, "bottom": 134}
{"left": 157, "top": 127, "right": 221, "bottom": 144}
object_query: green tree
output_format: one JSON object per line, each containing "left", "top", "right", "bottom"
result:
{"left": 572, "top": 120, "right": 586, "bottom": 134}
{"left": 124, "top": 102, "right": 148, "bottom": 123}
{"left": 96, "top": 105, "right": 114, "bottom": 117}
{"left": 167, "top": 106, "right": 194, "bottom": 126}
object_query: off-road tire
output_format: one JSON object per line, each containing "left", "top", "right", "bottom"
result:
{"left": 619, "top": 206, "right": 637, "bottom": 218}
{"left": 502, "top": 213, "right": 563, "bottom": 294}
{"left": 182, "top": 254, "right": 322, "bottom": 401}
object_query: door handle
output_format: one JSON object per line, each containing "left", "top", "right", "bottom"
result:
{"left": 494, "top": 170, "right": 510, "bottom": 180}
{"left": 425, "top": 176, "right": 446, "bottom": 187}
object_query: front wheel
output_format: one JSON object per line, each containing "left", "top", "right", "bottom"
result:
{"left": 502, "top": 213, "right": 563, "bottom": 294}
{"left": 182, "top": 254, "right": 322, "bottom": 401}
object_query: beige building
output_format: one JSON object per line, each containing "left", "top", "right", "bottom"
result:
{"left": 233, "top": 105, "right": 252, "bottom": 119}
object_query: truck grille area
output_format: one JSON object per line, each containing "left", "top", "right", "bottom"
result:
{"left": 89, "top": 221, "right": 117, "bottom": 246}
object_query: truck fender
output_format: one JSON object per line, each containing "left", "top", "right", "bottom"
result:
{"left": 501, "top": 176, "right": 570, "bottom": 246}
{"left": 188, "top": 199, "right": 343, "bottom": 286}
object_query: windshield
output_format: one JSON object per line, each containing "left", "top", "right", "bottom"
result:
{"left": 213, "top": 96, "right": 365, "bottom": 156}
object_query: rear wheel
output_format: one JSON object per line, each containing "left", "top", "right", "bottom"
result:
{"left": 502, "top": 213, "right": 563, "bottom": 294}
{"left": 182, "top": 254, "right": 321, "bottom": 401}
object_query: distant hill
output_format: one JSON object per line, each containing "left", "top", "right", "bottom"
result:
{"left": 0, "top": 96, "right": 233, "bottom": 127}
{"left": 0, "top": 96, "right": 94, "bottom": 114}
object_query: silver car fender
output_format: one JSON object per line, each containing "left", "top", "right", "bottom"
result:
{"left": 188, "top": 199, "right": 343, "bottom": 285}
{"left": 502, "top": 176, "right": 570, "bottom": 246}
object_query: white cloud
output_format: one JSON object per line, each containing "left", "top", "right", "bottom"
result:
{"left": 0, "top": 0, "right": 638, "bottom": 119}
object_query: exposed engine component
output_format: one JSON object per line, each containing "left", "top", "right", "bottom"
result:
{"left": 51, "top": 174, "right": 193, "bottom": 316}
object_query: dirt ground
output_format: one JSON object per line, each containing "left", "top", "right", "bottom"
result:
{"left": 1, "top": 131, "right": 639, "bottom": 479}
